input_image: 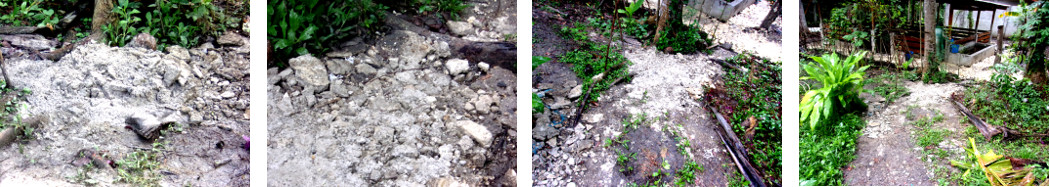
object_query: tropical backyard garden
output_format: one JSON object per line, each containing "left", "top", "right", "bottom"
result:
{"left": 532, "top": 0, "right": 782, "bottom": 186}
{"left": 800, "top": 0, "right": 1049, "bottom": 185}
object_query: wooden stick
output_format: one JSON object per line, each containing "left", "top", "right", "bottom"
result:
{"left": 710, "top": 106, "right": 768, "bottom": 187}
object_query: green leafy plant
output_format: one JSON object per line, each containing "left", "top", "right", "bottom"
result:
{"left": 104, "top": 0, "right": 145, "bottom": 47}
{"left": 800, "top": 51, "right": 869, "bottom": 130}
{"left": 415, "top": 0, "right": 470, "bottom": 20}
{"left": 532, "top": 56, "right": 551, "bottom": 69}
{"left": 842, "top": 30, "right": 869, "bottom": 47}
{"left": 145, "top": 0, "right": 239, "bottom": 51}
{"left": 0, "top": 1, "right": 61, "bottom": 27}
{"left": 562, "top": 43, "right": 631, "bottom": 106}
{"left": 532, "top": 93, "right": 544, "bottom": 114}
{"left": 268, "top": 0, "right": 387, "bottom": 66}
{"left": 800, "top": 114, "right": 865, "bottom": 186}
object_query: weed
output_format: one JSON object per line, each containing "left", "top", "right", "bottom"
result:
{"left": 674, "top": 161, "right": 702, "bottom": 186}
{"left": 727, "top": 170, "right": 751, "bottom": 187}
{"left": 703, "top": 53, "right": 781, "bottom": 183}
{"left": 865, "top": 72, "right": 910, "bottom": 103}
{"left": 532, "top": 56, "right": 551, "bottom": 70}
{"left": 0, "top": 1, "right": 61, "bottom": 27}
{"left": 105, "top": 0, "right": 145, "bottom": 47}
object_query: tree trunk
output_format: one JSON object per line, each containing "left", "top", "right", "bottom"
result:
{"left": 799, "top": 2, "right": 807, "bottom": 34}
{"left": 91, "top": 0, "right": 114, "bottom": 40}
{"left": 922, "top": 0, "right": 936, "bottom": 77}
{"left": 759, "top": 0, "right": 781, "bottom": 29}
{"left": 1025, "top": 49, "right": 1048, "bottom": 85}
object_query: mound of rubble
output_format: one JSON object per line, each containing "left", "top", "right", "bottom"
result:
{"left": 0, "top": 33, "right": 250, "bottom": 186}
{"left": 267, "top": 29, "right": 517, "bottom": 186}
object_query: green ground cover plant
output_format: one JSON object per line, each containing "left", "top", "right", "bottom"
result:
{"left": 799, "top": 114, "right": 865, "bottom": 186}
{"left": 702, "top": 53, "right": 782, "bottom": 184}
{"left": 268, "top": 0, "right": 386, "bottom": 66}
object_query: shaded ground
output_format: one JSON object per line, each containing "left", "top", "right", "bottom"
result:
{"left": 532, "top": 1, "right": 780, "bottom": 186}
{"left": 0, "top": 33, "right": 250, "bottom": 186}
{"left": 844, "top": 71, "right": 969, "bottom": 186}
{"left": 267, "top": 0, "right": 517, "bottom": 186}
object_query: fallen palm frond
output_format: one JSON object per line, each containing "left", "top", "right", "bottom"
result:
{"left": 950, "top": 138, "right": 1046, "bottom": 186}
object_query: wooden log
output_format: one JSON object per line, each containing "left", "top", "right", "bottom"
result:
{"left": 951, "top": 100, "right": 1002, "bottom": 140}
{"left": 711, "top": 107, "right": 769, "bottom": 187}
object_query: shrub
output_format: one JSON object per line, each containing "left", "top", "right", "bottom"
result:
{"left": 144, "top": 0, "right": 241, "bottom": 51}
{"left": 800, "top": 51, "right": 869, "bottom": 130}
{"left": 655, "top": 25, "right": 712, "bottom": 54}
{"left": 414, "top": 0, "right": 470, "bottom": 21}
{"left": 0, "top": 1, "right": 62, "bottom": 27}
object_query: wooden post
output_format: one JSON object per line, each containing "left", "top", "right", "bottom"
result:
{"left": 990, "top": 9, "right": 996, "bottom": 33}
{"left": 995, "top": 25, "right": 1004, "bottom": 64}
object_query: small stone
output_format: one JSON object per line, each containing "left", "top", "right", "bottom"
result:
{"left": 128, "top": 32, "right": 157, "bottom": 50}
{"left": 533, "top": 125, "right": 558, "bottom": 141}
{"left": 355, "top": 63, "right": 377, "bottom": 75}
{"left": 453, "top": 120, "right": 492, "bottom": 147}
{"left": 220, "top": 91, "right": 236, "bottom": 98}
{"left": 478, "top": 62, "right": 490, "bottom": 72}
{"left": 583, "top": 113, "right": 604, "bottom": 124}
{"left": 445, "top": 59, "right": 470, "bottom": 75}
{"left": 217, "top": 31, "right": 246, "bottom": 46}
{"left": 568, "top": 85, "right": 583, "bottom": 99}
{"left": 446, "top": 21, "right": 474, "bottom": 36}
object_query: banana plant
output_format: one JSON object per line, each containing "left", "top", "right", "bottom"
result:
{"left": 800, "top": 51, "right": 869, "bottom": 130}
{"left": 950, "top": 138, "right": 1040, "bottom": 186}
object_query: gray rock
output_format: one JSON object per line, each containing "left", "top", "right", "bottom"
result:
{"left": 583, "top": 113, "right": 604, "bottom": 124}
{"left": 533, "top": 125, "right": 557, "bottom": 141}
{"left": 1, "top": 34, "right": 56, "bottom": 50}
{"left": 356, "top": 63, "right": 377, "bottom": 75}
{"left": 452, "top": 120, "right": 492, "bottom": 147}
{"left": 325, "top": 59, "right": 354, "bottom": 75}
{"left": 127, "top": 32, "right": 156, "bottom": 50}
{"left": 473, "top": 95, "right": 495, "bottom": 114}
{"left": 330, "top": 82, "right": 358, "bottom": 97}
{"left": 446, "top": 21, "right": 474, "bottom": 36}
{"left": 166, "top": 45, "right": 191, "bottom": 62}
{"left": 288, "top": 55, "right": 330, "bottom": 93}
{"left": 445, "top": 59, "right": 469, "bottom": 75}
{"left": 217, "top": 32, "right": 247, "bottom": 46}
{"left": 549, "top": 97, "right": 571, "bottom": 110}
{"left": 568, "top": 85, "right": 583, "bottom": 99}
{"left": 378, "top": 30, "right": 431, "bottom": 69}
{"left": 392, "top": 144, "right": 419, "bottom": 158}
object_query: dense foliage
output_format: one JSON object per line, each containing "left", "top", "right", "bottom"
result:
{"left": 800, "top": 51, "right": 869, "bottom": 130}
{"left": 106, "top": 0, "right": 243, "bottom": 49}
{"left": 703, "top": 53, "right": 782, "bottom": 184}
{"left": 560, "top": 43, "right": 631, "bottom": 106}
{"left": 961, "top": 74, "right": 1049, "bottom": 135}
{"left": 799, "top": 114, "right": 864, "bottom": 186}
{"left": 268, "top": 0, "right": 386, "bottom": 66}
{"left": 0, "top": 0, "right": 63, "bottom": 27}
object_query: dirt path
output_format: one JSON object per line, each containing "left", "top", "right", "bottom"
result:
{"left": 693, "top": 0, "right": 782, "bottom": 62}
{"left": 0, "top": 39, "right": 250, "bottom": 186}
{"left": 845, "top": 81, "right": 968, "bottom": 185}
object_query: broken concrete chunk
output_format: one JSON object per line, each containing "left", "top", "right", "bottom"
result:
{"left": 568, "top": 85, "right": 583, "bottom": 99}
{"left": 445, "top": 59, "right": 469, "bottom": 75}
{"left": 446, "top": 21, "right": 474, "bottom": 36}
{"left": 288, "top": 54, "right": 330, "bottom": 93}
{"left": 453, "top": 120, "right": 492, "bottom": 148}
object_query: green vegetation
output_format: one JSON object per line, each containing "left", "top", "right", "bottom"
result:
{"left": 961, "top": 73, "right": 1049, "bottom": 134}
{"left": 799, "top": 114, "right": 865, "bottom": 186}
{"left": 800, "top": 51, "right": 869, "bottom": 130}
{"left": 532, "top": 93, "right": 544, "bottom": 114}
{"left": 268, "top": 0, "right": 386, "bottom": 66}
{"left": 0, "top": 1, "right": 61, "bottom": 27}
{"left": 865, "top": 71, "right": 910, "bottom": 104}
{"left": 115, "top": 123, "right": 183, "bottom": 186}
{"left": 560, "top": 43, "right": 631, "bottom": 106}
{"left": 702, "top": 53, "right": 782, "bottom": 184}
{"left": 103, "top": 0, "right": 243, "bottom": 49}
{"left": 414, "top": 0, "right": 470, "bottom": 21}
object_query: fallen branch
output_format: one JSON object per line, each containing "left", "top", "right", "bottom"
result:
{"left": 710, "top": 107, "right": 768, "bottom": 187}
{"left": 951, "top": 100, "right": 1002, "bottom": 141}
{"left": 710, "top": 58, "right": 745, "bottom": 73}
{"left": 951, "top": 98, "right": 1049, "bottom": 140}
{"left": 0, "top": 50, "right": 10, "bottom": 88}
